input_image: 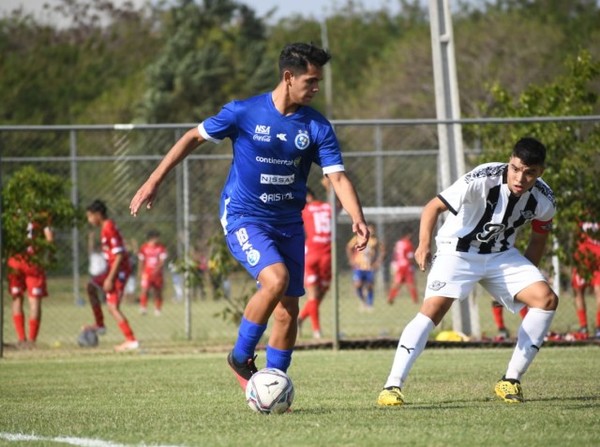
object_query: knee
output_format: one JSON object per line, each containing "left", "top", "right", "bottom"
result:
{"left": 538, "top": 290, "right": 559, "bottom": 311}
{"left": 260, "top": 271, "right": 289, "bottom": 298}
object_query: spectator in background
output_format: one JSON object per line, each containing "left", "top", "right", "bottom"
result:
{"left": 138, "top": 230, "right": 168, "bottom": 316}
{"left": 347, "top": 224, "right": 385, "bottom": 311}
{"left": 84, "top": 199, "right": 139, "bottom": 352}
{"left": 571, "top": 220, "right": 600, "bottom": 339}
{"left": 298, "top": 187, "right": 332, "bottom": 339}
{"left": 7, "top": 213, "right": 54, "bottom": 347}
{"left": 387, "top": 232, "right": 418, "bottom": 305}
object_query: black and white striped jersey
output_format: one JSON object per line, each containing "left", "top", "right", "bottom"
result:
{"left": 435, "top": 162, "right": 555, "bottom": 254}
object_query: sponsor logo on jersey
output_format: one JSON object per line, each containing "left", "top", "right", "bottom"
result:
{"left": 259, "top": 192, "right": 294, "bottom": 203}
{"left": 294, "top": 130, "right": 310, "bottom": 150}
{"left": 253, "top": 124, "right": 271, "bottom": 142}
{"left": 255, "top": 156, "right": 295, "bottom": 166}
{"left": 276, "top": 133, "right": 287, "bottom": 141}
{"left": 235, "top": 228, "right": 261, "bottom": 267}
{"left": 260, "top": 174, "right": 295, "bottom": 185}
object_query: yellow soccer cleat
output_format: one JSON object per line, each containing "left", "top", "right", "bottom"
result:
{"left": 494, "top": 377, "right": 524, "bottom": 403}
{"left": 378, "top": 386, "right": 405, "bottom": 406}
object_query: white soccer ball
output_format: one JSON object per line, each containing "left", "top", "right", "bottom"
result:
{"left": 245, "top": 368, "right": 294, "bottom": 414}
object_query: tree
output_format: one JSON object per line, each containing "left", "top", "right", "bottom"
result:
{"left": 138, "top": 0, "right": 274, "bottom": 123}
{"left": 477, "top": 50, "right": 600, "bottom": 274}
{"left": 1, "top": 166, "right": 81, "bottom": 269}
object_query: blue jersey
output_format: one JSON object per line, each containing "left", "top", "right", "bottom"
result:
{"left": 198, "top": 92, "right": 345, "bottom": 232}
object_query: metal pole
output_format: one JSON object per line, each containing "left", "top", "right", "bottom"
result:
{"left": 0, "top": 138, "right": 4, "bottom": 358}
{"left": 183, "top": 157, "right": 191, "bottom": 340}
{"left": 320, "top": 19, "right": 333, "bottom": 119}
{"left": 70, "top": 130, "right": 82, "bottom": 305}
{"left": 429, "top": 0, "right": 472, "bottom": 335}
{"left": 374, "top": 125, "right": 386, "bottom": 297}
{"left": 329, "top": 180, "right": 340, "bottom": 351}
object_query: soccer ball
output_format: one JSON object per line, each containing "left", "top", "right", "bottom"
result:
{"left": 77, "top": 327, "right": 99, "bottom": 347}
{"left": 245, "top": 368, "right": 294, "bottom": 414}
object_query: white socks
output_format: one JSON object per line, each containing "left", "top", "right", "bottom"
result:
{"left": 384, "top": 312, "right": 435, "bottom": 389}
{"left": 505, "top": 307, "right": 555, "bottom": 381}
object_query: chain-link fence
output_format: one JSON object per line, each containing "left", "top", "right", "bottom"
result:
{"left": 1, "top": 117, "right": 598, "bottom": 351}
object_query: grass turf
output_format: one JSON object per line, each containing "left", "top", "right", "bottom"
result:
{"left": 0, "top": 347, "right": 599, "bottom": 446}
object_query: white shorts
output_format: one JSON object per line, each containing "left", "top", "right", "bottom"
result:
{"left": 423, "top": 248, "right": 547, "bottom": 313}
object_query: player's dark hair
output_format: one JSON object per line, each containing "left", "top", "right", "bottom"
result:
{"left": 147, "top": 229, "right": 160, "bottom": 239}
{"left": 512, "top": 137, "right": 546, "bottom": 166}
{"left": 306, "top": 187, "right": 315, "bottom": 198}
{"left": 278, "top": 42, "right": 331, "bottom": 79}
{"left": 86, "top": 199, "right": 108, "bottom": 218}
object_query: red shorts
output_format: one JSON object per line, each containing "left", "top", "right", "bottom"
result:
{"left": 141, "top": 272, "right": 164, "bottom": 290}
{"left": 7, "top": 256, "right": 48, "bottom": 298}
{"left": 304, "top": 252, "right": 332, "bottom": 288}
{"left": 571, "top": 267, "right": 600, "bottom": 290}
{"left": 393, "top": 264, "right": 415, "bottom": 284}
{"left": 90, "top": 270, "right": 129, "bottom": 305}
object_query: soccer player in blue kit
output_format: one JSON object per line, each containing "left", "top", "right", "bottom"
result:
{"left": 130, "top": 42, "right": 369, "bottom": 390}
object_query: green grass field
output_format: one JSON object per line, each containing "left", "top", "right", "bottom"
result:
{"left": 1, "top": 346, "right": 599, "bottom": 446}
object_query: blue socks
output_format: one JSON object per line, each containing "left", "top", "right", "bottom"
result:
{"left": 232, "top": 317, "right": 267, "bottom": 364}
{"left": 266, "top": 345, "right": 293, "bottom": 373}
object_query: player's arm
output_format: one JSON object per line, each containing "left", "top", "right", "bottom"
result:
{"left": 326, "top": 171, "right": 369, "bottom": 250}
{"left": 130, "top": 128, "right": 206, "bottom": 215}
{"left": 524, "top": 228, "right": 550, "bottom": 267}
{"left": 414, "top": 196, "right": 448, "bottom": 271}
{"left": 104, "top": 252, "right": 123, "bottom": 292}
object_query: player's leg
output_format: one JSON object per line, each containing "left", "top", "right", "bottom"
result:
{"left": 154, "top": 277, "right": 164, "bottom": 316}
{"left": 86, "top": 275, "right": 106, "bottom": 332}
{"left": 353, "top": 270, "right": 365, "bottom": 303}
{"left": 379, "top": 296, "right": 454, "bottom": 406}
{"left": 387, "top": 269, "right": 400, "bottom": 304}
{"left": 592, "top": 275, "right": 600, "bottom": 338}
{"left": 107, "top": 274, "right": 138, "bottom": 351}
{"left": 407, "top": 270, "right": 418, "bottom": 303}
{"left": 266, "top": 294, "right": 299, "bottom": 372}
{"left": 24, "top": 265, "right": 48, "bottom": 343}
{"left": 365, "top": 273, "right": 375, "bottom": 308}
{"left": 491, "top": 300, "right": 510, "bottom": 339}
{"left": 379, "top": 251, "right": 481, "bottom": 406}
{"left": 139, "top": 274, "right": 149, "bottom": 314}
{"left": 572, "top": 269, "right": 588, "bottom": 333}
{"left": 8, "top": 266, "right": 27, "bottom": 342}
{"left": 489, "top": 254, "right": 558, "bottom": 402}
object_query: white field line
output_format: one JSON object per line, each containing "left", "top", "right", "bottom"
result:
{"left": 0, "top": 432, "right": 184, "bottom": 447}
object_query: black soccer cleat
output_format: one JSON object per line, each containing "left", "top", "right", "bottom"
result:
{"left": 227, "top": 351, "right": 258, "bottom": 390}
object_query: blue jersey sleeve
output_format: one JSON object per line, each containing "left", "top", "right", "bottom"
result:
{"left": 198, "top": 101, "right": 239, "bottom": 142}
{"left": 312, "top": 120, "right": 344, "bottom": 174}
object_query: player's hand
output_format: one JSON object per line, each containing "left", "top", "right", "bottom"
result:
{"left": 352, "top": 222, "right": 370, "bottom": 251}
{"left": 103, "top": 277, "right": 115, "bottom": 293}
{"left": 414, "top": 244, "right": 431, "bottom": 272}
{"left": 130, "top": 180, "right": 159, "bottom": 216}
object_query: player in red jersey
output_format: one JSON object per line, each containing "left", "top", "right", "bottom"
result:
{"left": 571, "top": 220, "right": 600, "bottom": 339}
{"left": 387, "top": 233, "right": 418, "bottom": 305}
{"left": 7, "top": 216, "right": 54, "bottom": 346}
{"left": 298, "top": 187, "right": 332, "bottom": 339}
{"left": 84, "top": 200, "right": 139, "bottom": 352}
{"left": 138, "top": 230, "right": 168, "bottom": 316}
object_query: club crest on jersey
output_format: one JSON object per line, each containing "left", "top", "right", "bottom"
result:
{"left": 294, "top": 130, "right": 310, "bottom": 150}
{"left": 246, "top": 249, "right": 261, "bottom": 266}
{"left": 520, "top": 210, "right": 535, "bottom": 220}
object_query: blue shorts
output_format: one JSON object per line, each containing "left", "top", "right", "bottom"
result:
{"left": 353, "top": 269, "right": 374, "bottom": 284}
{"left": 225, "top": 220, "right": 305, "bottom": 297}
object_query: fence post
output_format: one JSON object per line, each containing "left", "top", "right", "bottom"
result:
{"left": 183, "top": 157, "right": 192, "bottom": 340}
{"left": 70, "top": 130, "right": 82, "bottom": 305}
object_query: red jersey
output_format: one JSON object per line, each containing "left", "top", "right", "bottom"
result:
{"left": 138, "top": 242, "right": 168, "bottom": 277}
{"left": 302, "top": 200, "right": 332, "bottom": 255}
{"left": 577, "top": 221, "right": 600, "bottom": 255}
{"left": 392, "top": 237, "right": 415, "bottom": 268}
{"left": 101, "top": 219, "right": 130, "bottom": 274}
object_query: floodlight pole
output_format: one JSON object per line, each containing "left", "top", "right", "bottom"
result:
{"left": 429, "top": 0, "right": 479, "bottom": 337}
